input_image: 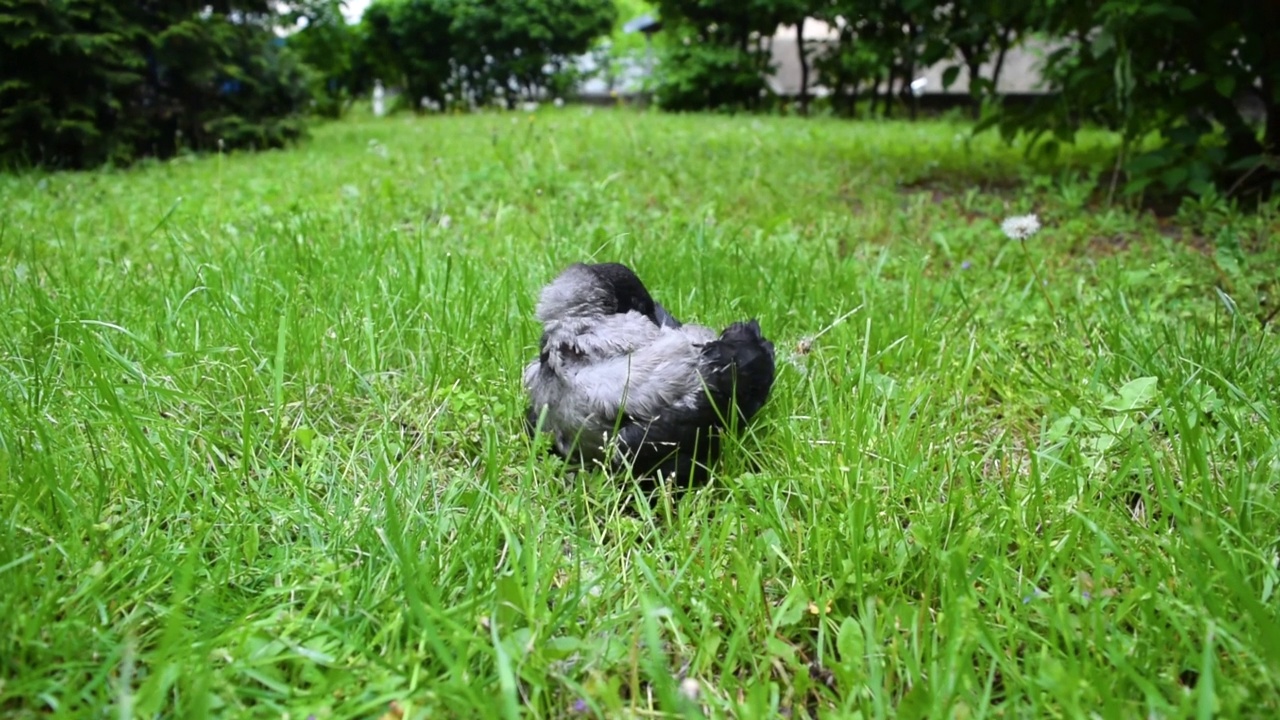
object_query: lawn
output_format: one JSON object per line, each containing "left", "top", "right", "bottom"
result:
{"left": 1, "top": 108, "right": 1278, "bottom": 719}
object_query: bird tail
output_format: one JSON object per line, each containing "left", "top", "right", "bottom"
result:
{"left": 699, "top": 319, "right": 776, "bottom": 426}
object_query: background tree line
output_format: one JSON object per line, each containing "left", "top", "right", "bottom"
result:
{"left": 316, "top": 0, "right": 616, "bottom": 114}
{"left": 0, "top": 0, "right": 615, "bottom": 169}
{"left": 651, "top": 0, "right": 1279, "bottom": 199}
{"left": 2, "top": 0, "right": 1277, "bottom": 200}
{"left": 0, "top": 0, "right": 315, "bottom": 168}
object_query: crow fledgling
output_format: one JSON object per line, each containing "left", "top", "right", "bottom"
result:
{"left": 522, "top": 262, "right": 775, "bottom": 486}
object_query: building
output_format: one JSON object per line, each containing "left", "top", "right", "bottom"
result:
{"left": 578, "top": 15, "right": 1052, "bottom": 101}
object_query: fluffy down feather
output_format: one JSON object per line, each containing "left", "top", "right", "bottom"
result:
{"left": 523, "top": 262, "right": 775, "bottom": 484}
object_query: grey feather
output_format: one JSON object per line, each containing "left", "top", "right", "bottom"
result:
{"left": 523, "top": 262, "right": 775, "bottom": 484}
{"left": 524, "top": 311, "right": 715, "bottom": 461}
{"left": 534, "top": 263, "right": 614, "bottom": 323}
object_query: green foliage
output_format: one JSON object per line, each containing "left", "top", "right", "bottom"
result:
{"left": 451, "top": 0, "right": 617, "bottom": 103}
{"left": 358, "top": 0, "right": 455, "bottom": 107}
{"left": 653, "top": 0, "right": 962, "bottom": 116}
{"left": 285, "top": 0, "right": 361, "bottom": 118}
{"left": 937, "top": 0, "right": 1029, "bottom": 115}
{"left": 607, "top": 0, "right": 656, "bottom": 54}
{"left": 639, "top": 0, "right": 1277, "bottom": 200}
{"left": 655, "top": 38, "right": 771, "bottom": 112}
{"left": 0, "top": 0, "right": 147, "bottom": 167}
{"left": 356, "top": 0, "right": 616, "bottom": 109}
{"left": 584, "top": 0, "right": 656, "bottom": 94}
{"left": 156, "top": 15, "right": 314, "bottom": 152}
{"left": 649, "top": 0, "right": 782, "bottom": 111}
{"left": 977, "top": 0, "right": 1280, "bottom": 199}
{"left": 0, "top": 0, "right": 313, "bottom": 169}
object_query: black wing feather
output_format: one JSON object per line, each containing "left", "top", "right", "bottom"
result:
{"left": 609, "top": 318, "right": 775, "bottom": 485}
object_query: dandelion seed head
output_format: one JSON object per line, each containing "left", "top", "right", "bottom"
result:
{"left": 679, "top": 677, "right": 700, "bottom": 701}
{"left": 1001, "top": 214, "right": 1041, "bottom": 241}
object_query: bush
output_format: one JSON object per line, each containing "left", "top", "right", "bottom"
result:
{"left": 982, "top": 0, "right": 1280, "bottom": 200}
{"left": 286, "top": 1, "right": 362, "bottom": 118}
{"left": 642, "top": 0, "right": 1278, "bottom": 200}
{"left": 0, "top": 0, "right": 146, "bottom": 168}
{"left": 647, "top": 0, "right": 781, "bottom": 112}
{"left": 354, "top": 0, "right": 616, "bottom": 110}
{"left": 0, "top": 0, "right": 313, "bottom": 169}
{"left": 355, "top": 0, "right": 455, "bottom": 109}
{"left": 152, "top": 15, "right": 314, "bottom": 154}
{"left": 654, "top": 40, "right": 771, "bottom": 112}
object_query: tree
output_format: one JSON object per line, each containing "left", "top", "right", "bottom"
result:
{"left": 285, "top": 0, "right": 361, "bottom": 117}
{"left": 983, "top": 0, "right": 1280, "bottom": 199}
{"left": 148, "top": 10, "right": 313, "bottom": 154}
{"left": 873, "top": 0, "right": 950, "bottom": 120}
{"left": 351, "top": 0, "right": 614, "bottom": 111}
{"left": 938, "top": 0, "right": 1030, "bottom": 118}
{"left": 0, "top": 0, "right": 146, "bottom": 167}
{"left": 797, "top": 0, "right": 952, "bottom": 120}
{"left": 0, "top": 0, "right": 314, "bottom": 168}
{"left": 361, "top": 0, "right": 455, "bottom": 109}
{"left": 649, "top": 0, "right": 782, "bottom": 112}
{"left": 449, "top": 0, "right": 617, "bottom": 105}
{"left": 808, "top": 5, "right": 879, "bottom": 118}
{"left": 771, "top": 0, "right": 814, "bottom": 113}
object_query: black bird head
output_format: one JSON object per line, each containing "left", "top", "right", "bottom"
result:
{"left": 588, "top": 262, "right": 659, "bottom": 319}
{"left": 534, "top": 262, "right": 682, "bottom": 327}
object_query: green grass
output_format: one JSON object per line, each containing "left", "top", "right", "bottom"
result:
{"left": 2, "top": 108, "right": 1279, "bottom": 719}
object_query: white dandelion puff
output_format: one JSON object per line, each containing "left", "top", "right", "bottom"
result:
{"left": 1001, "top": 214, "right": 1041, "bottom": 241}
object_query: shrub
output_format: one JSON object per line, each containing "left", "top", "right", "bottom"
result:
{"left": 654, "top": 40, "right": 771, "bottom": 112}
{"left": 286, "top": 1, "right": 362, "bottom": 118}
{"left": 982, "top": 0, "right": 1280, "bottom": 200}
{"left": 354, "top": 0, "right": 616, "bottom": 110}
{"left": 648, "top": 0, "right": 780, "bottom": 112}
{"left": 0, "top": 0, "right": 314, "bottom": 169}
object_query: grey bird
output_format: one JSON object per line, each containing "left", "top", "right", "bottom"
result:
{"left": 522, "top": 262, "right": 776, "bottom": 485}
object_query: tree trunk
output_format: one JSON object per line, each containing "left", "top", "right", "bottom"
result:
{"left": 1266, "top": 95, "right": 1280, "bottom": 162}
{"left": 887, "top": 74, "right": 895, "bottom": 118}
{"left": 878, "top": 70, "right": 890, "bottom": 118}
{"left": 1216, "top": 95, "right": 1263, "bottom": 161}
{"left": 1261, "top": 4, "right": 1280, "bottom": 156}
{"left": 966, "top": 56, "right": 982, "bottom": 119}
{"left": 992, "top": 28, "right": 1013, "bottom": 95}
{"left": 868, "top": 71, "right": 879, "bottom": 117}
{"left": 757, "top": 35, "right": 772, "bottom": 111}
{"left": 905, "top": 23, "right": 919, "bottom": 122}
{"left": 796, "top": 21, "right": 810, "bottom": 115}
